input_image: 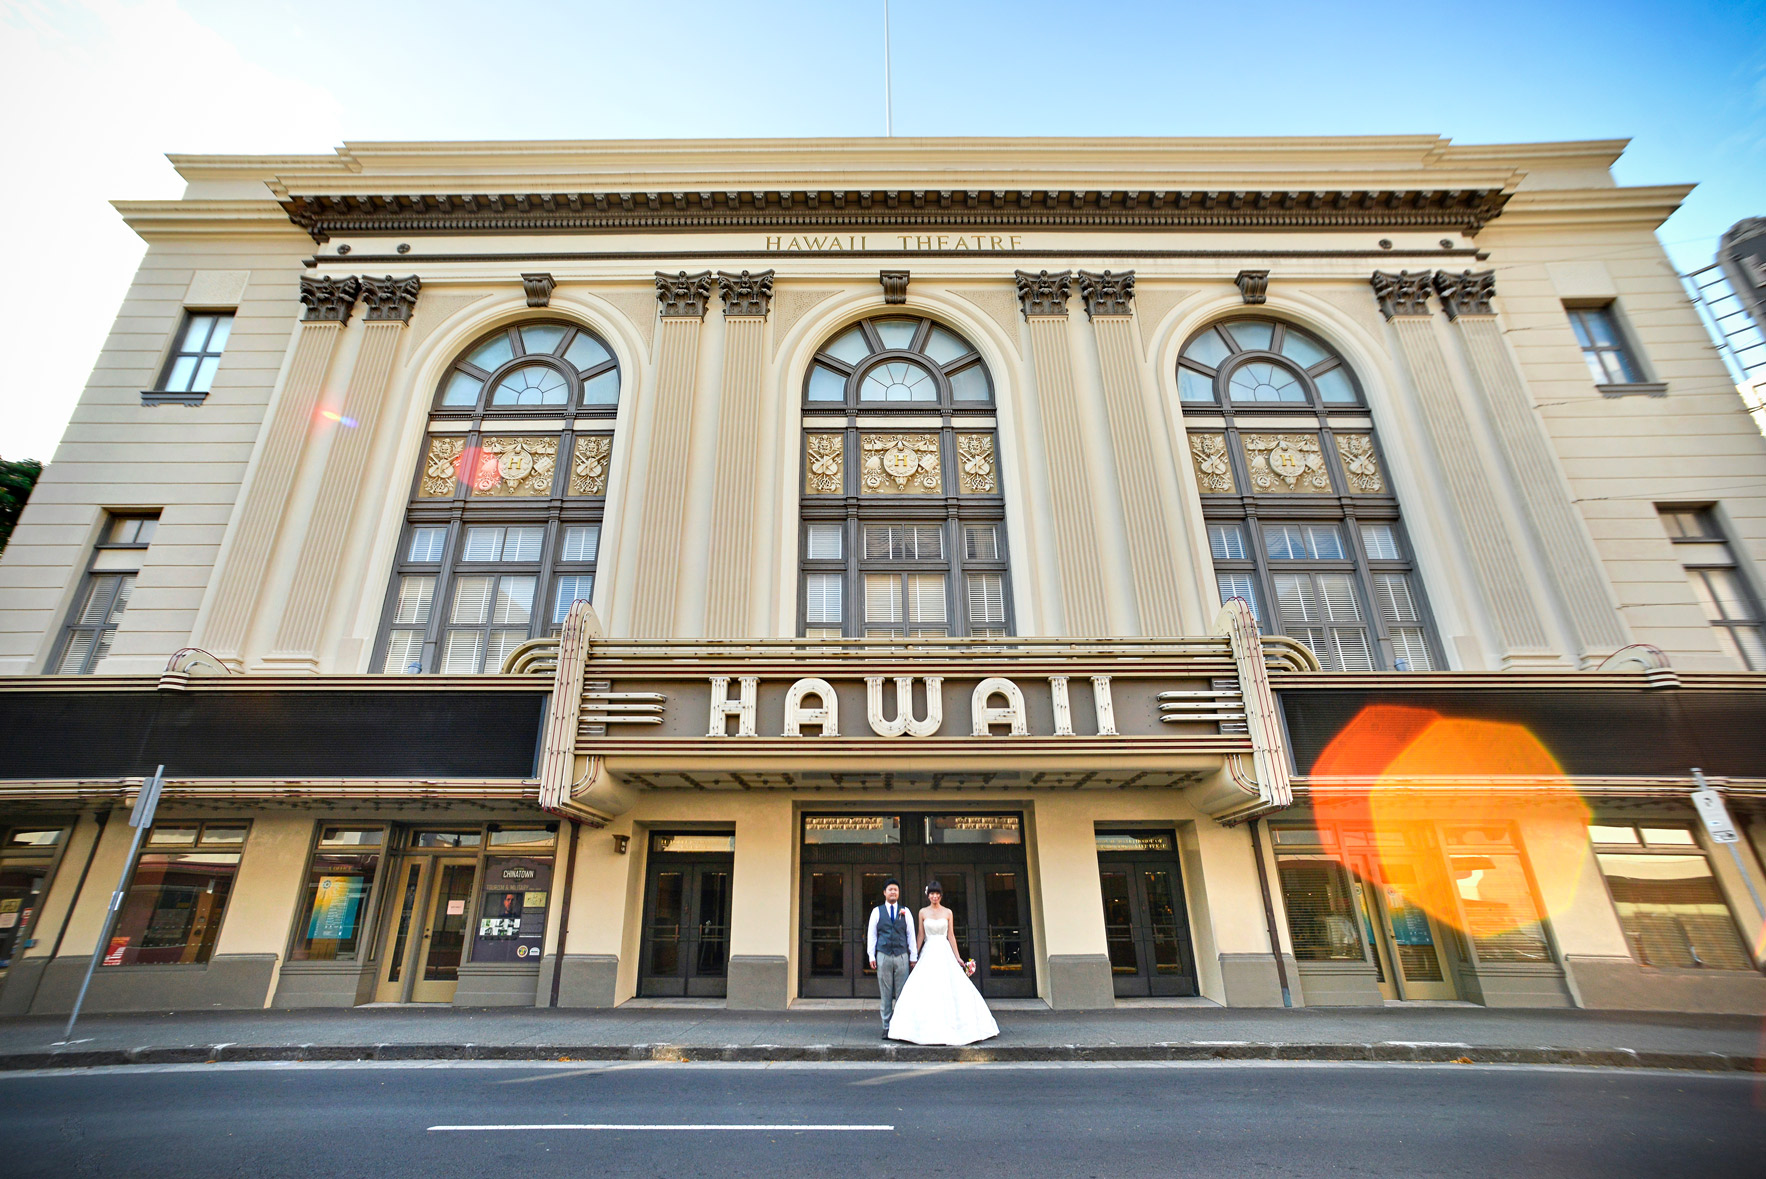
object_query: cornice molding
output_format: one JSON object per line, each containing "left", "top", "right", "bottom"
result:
{"left": 112, "top": 199, "right": 311, "bottom": 241}
{"left": 656, "top": 270, "right": 715, "bottom": 318}
{"left": 299, "top": 275, "right": 361, "bottom": 323}
{"left": 277, "top": 186, "right": 1511, "bottom": 242}
{"left": 1432, "top": 269, "right": 1496, "bottom": 319}
{"left": 1370, "top": 270, "right": 1435, "bottom": 320}
{"left": 1076, "top": 269, "right": 1135, "bottom": 318}
{"left": 1490, "top": 185, "right": 1692, "bottom": 232}
{"left": 1015, "top": 269, "right": 1073, "bottom": 318}
{"left": 717, "top": 269, "right": 775, "bottom": 317}
{"left": 359, "top": 274, "right": 423, "bottom": 322}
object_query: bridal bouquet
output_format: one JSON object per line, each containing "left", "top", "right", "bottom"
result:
{"left": 963, "top": 958, "right": 977, "bottom": 977}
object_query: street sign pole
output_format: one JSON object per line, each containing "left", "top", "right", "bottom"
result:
{"left": 61, "top": 766, "right": 164, "bottom": 1043}
{"left": 1691, "top": 768, "right": 1766, "bottom": 972}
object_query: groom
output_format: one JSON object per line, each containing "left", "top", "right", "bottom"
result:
{"left": 866, "top": 878, "right": 917, "bottom": 1036}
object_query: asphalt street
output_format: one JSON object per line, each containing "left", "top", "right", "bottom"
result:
{"left": 0, "top": 1060, "right": 1761, "bottom": 1178}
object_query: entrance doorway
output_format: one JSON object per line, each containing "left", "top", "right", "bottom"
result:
{"left": 374, "top": 854, "right": 479, "bottom": 1003}
{"left": 1344, "top": 842, "right": 1461, "bottom": 1002}
{"left": 638, "top": 833, "right": 734, "bottom": 998}
{"left": 1096, "top": 831, "right": 1198, "bottom": 997}
{"left": 799, "top": 813, "right": 1034, "bottom": 1000}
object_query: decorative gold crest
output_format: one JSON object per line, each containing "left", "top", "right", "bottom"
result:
{"left": 1243, "top": 433, "right": 1331, "bottom": 493}
{"left": 420, "top": 436, "right": 466, "bottom": 497}
{"left": 1334, "top": 434, "right": 1385, "bottom": 494}
{"left": 860, "top": 433, "right": 941, "bottom": 494}
{"left": 470, "top": 436, "right": 557, "bottom": 497}
{"left": 1189, "top": 434, "right": 1235, "bottom": 493}
{"left": 955, "top": 433, "right": 996, "bottom": 494}
{"left": 570, "top": 435, "right": 612, "bottom": 496}
{"left": 804, "top": 434, "right": 844, "bottom": 495}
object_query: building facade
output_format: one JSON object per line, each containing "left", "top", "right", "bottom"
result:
{"left": 2, "top": 136, "right": 1764, "bottom": 1017}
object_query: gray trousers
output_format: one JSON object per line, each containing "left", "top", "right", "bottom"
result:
{"left": 877, "top": 952, "right": 910, "bottom": 1026}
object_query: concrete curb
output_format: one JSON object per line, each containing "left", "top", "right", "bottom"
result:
{"left": 1, "top": 1042, "right": 1760, "bottom": 1072}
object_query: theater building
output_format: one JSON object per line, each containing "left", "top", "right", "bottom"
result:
{"left": 1, "top": 136, "right": 1764, "bottom": 1017}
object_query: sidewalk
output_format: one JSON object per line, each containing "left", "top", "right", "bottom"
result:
{"left": 2, "top": 1003, "right": 1762, "bottom": 1071}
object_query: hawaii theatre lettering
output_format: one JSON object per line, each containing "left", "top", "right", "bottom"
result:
{"left": 763, "top": 234, "right": 1027, "bottom": 252}
{"left": 708, "top": 674, "right": 1120, "bottom": 739}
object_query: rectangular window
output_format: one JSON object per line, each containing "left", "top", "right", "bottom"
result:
{"left": 1658, "top": 506, "right": 1766, "bottom": 669}
{"left": 1276, "top": 855, "right": 1366, "bottom": 962}
{"left": 288, "top": 827, "right": 383, "bottom": 962}
{"left": 805, "top": 572, "right": 843, "bottom": 635}
{"left": 1565, "top": 304, "right": 1644, "bottom": 386}
{"left": 105, "top": 822, "right": 246, "bottom": 967}
{"left": 1592, "top": 822, "right": 1753, "bottom": 970}
{"left": 1216, "top": 572, "right": 1261, "bottom": 622}
{"left": 154, "top": 312, "right": 234, "bottom": 399}
{"left": 471, "top": 854, "right": 554, "bottom": 963}
{"left": 966, "top": 572, "right": 1006, "bottom": 636}
{"left": 1443, "top": 827, "right": 1551, "bottom": 963}
{"left": 53, "top": 513, "right": 160, "bottom": 675}
{"left": 1273, "top": 572, "right": 1373, "bottom": 670}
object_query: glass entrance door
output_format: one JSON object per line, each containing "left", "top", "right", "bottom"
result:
{"left": 640, "top": 852, "right": 733, "bottom": 997}
{"left": 1351, "top": 852, "right": 1459, "bottom": 1002}
{"left": 410, "top": 857, "right": 478, "bottom": 1003}
{"left": 1097, "top": 833, "right": 1198, "bottom": 997}
{"left": 374, "top": 859, "right": 428, "bottom": 1002}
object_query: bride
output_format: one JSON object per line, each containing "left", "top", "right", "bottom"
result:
{"left": 886, "top": 881, "right": 1000, "bottom": 1046}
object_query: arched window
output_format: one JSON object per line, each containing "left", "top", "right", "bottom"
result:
{"left": 373, "top": 320, "right": 620, "bottom": 673}
{"left": 799, "top": 315, "right": 1011, "bottom": 638}
{"left": 1181, "top": 318, "right": 1441, "bottom": 671}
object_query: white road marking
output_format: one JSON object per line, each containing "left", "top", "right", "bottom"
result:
{"left": 428, "top": 1123, "right": 894, "bottom": 1132}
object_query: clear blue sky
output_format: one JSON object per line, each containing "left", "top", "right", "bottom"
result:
{"left": 2, "top": 0, "right": 1763, "bottom": 458}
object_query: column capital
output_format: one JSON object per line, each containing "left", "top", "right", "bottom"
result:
{"left": 522, "top": 272, "right": 556, "bottom": 308}
{"left": 1370, "top": 270, "right": 1435, "bottom": 320}
{"left": 299, "top": 275, "right": 360, "bottom": 323}
{"left": 1077, "top": 269, "right": 1135, "bottom": 318}
{"left": 656, "top": 270, "right": 715, "bottom": 318}
{"left": 358, "top": 275, "right": 422, "bottom": 323}
{"left": 1235, "top": 269, "right": 1270, "bottom": 305}
{"left": 1015, "top": 269, "right": 1073, "bottom": 318}
{"left": 1432, "top": 269, "right": 1497, "bottom": 319}
{"left": 717, "top": 269, "right": 775, "bottom": 317}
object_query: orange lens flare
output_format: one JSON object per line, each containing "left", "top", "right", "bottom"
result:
{"left": 1309, "top": 705, "right": 1591, "bottom": 936}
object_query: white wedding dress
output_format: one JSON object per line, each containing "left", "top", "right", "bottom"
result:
{"left": 887, "top": 915, "right": 1000, "bottom": 1046}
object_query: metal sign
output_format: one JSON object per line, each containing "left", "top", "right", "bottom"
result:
{"left": 1690, "top": 787, "right": 1740, "bottom": 844}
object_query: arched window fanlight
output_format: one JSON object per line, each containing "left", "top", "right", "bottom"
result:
{"left": 1178, "top": 318, "right": 1359, "bottom": 407}
{"left": 804, "top": 316, "right": 991, "bottom": 406}
{"left": 437, "top": 321, "right": 620, "bottom": 412}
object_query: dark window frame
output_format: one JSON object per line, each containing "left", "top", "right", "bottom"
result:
{"left": 1658, "top": 504, "right": 1766, "bottom": 670}
{"left": 146, "top": 311, "right": 235, "bottom": 406}
{"left": 49, "top": 512, "right": 161, "bottom": 675}
{"left": 1182, "top": 318, "right": 1441, "bottom": 671}
{"left": 1564, "top": 302, "right": 1651, "bottom": 390}
{"left": 798, "top": 315, "right": 1013, "bottom": 639}
{"left": 1589, "top": 819, "right": 1756, "bottom": 971}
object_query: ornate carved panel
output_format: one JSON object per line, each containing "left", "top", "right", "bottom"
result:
{"left": 1189, "top": 433, "right": 1236, "bottom": 493}
{"left": 955, "top": 433, "right": 997, "bottom": 493}
{"left": 419, "top": 436, "right": 465, "bottom": 497}
{"left": 1242, "top": 433, "right": 1332, "bottom": 493}
{"left": 1014, "top": 269, "right": 1072, "bottom": 318}
{"left": 1077, "top": 269, "right": 1135, "bottom": 317}
{"left": 299, "top": 275, "right": 360, "bottom": 323}
{"left": 804, "top": 433, "right": 844, "bottom": 494}
{"left": 655, "top": 270, "right": 715, "bottom": 318}
{"left": 1334, "top": 434, "right": 1386, "bottom": 494}
{"left": 718, "top": 269, "right": 775, "bottom": 317}
{"left": 469, "top": 436, "right": 558, "bottom": 497}
{"left": 522, "top": 272, "right": 556, "bottom": 307}
{"left": 1432, "top": 269, "right": 1497, "bottom": 319}
{"left": 359, "top": 274, "right": 422, "bottom": 322}
{"left": 859, "top": 433, "right": 942, "bottom": 494}
{"left": 570, "top": 434, "right": 612, "bottom": 496}
{"left": 1370, "top": 270, "right": 1434, "bottom": 320}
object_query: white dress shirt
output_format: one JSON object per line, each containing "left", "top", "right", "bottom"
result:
{"left": 866, "top": 902, "right": 918, "bottom": 962}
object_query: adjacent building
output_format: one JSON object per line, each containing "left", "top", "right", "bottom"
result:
{"left": 1, "top": 136, "right": 1763, "bottom": 1017}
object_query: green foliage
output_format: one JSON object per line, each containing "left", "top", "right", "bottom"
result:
{"left": 0, "top": 458, "right": 44, "bottom": 555}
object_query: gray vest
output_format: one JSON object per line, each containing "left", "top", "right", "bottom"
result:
{"left": 875, "top": 904, "right": 910, "bottom": 956}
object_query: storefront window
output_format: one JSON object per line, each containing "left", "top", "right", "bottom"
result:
{"left": 1592, "top": 822, "right": 1753, "bottom": 970}
{"left": 106, "top": 822, "right": 246, "bottom": 967}
{"left": 288, "top": 827, "right": 384, "bottom": 962}
{"left": 1276, "top": 854, "right": 1366, "bottom": 961}
{"left": 471, "top": 855, "right": 552, "bottom": 963}
{"left": 1444, "top": 827, "right": 1552, "bottom": 963}
{"left": 1, "top": 826, "right": 68, "bottom": 971}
